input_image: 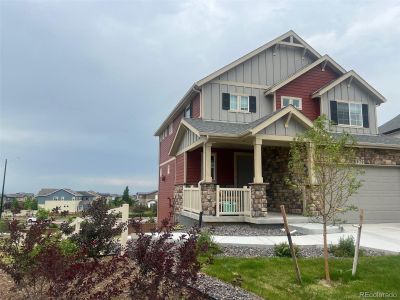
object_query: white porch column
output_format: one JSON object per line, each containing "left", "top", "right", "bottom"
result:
{"left": 253, "top": 138, "right": 263, "bottom": 183}
{"left": 203, "top": 142, "right": 213, "bottom": 182}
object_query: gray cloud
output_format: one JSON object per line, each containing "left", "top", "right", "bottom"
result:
{"left": 1, "top": 0, "right": 399, "bottom": 194}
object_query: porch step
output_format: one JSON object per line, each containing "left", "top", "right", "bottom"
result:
{"left": 289, "top": 223, "right": 343, "bottom": 235}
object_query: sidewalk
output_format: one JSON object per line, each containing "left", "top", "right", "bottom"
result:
{"left": 212, "top": 223, "right": 400, "bottom": 253}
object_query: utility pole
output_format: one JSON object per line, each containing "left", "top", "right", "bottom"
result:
{"left": 0, "top": 159, "right": 7, "bottom": 219}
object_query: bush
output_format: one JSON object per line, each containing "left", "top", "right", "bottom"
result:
{"left": 0, "top": 218, "right": 10, "bottom": 233}
{"left": 37, "top": 208, "right": 50, "bottom": 221}
{"left": 196, "top": 230, "right": 222, "bottom": 264}
{"left": 329, "top": 236, "right": 360, "bottom": 257}
{"left": 273, "top": 242, "right": 299, "bottom": 257}
{"left": 48, "top": 223, "right": 59, "bottom": 229}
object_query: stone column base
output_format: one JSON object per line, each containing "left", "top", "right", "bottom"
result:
{"left": 249, "top": 183, "right": 270, "bottom": 217}
{"left": 200, "top": 182, "right": 216, "bottom": 216}
{"left": 173, "top": 184, "right": 184, "bottom": 213}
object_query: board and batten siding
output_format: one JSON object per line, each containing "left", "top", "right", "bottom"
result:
{"left": 202, "top": 45, "right": 316, "bottom": 123}
{"left": 320, "top": 80, "right": 378, "bottom": 135}
{"left": 177, "top": 129, "right": 200, "bottom": 153}
{"left": 259, "top": 117, "right": 306, "bottom": 137}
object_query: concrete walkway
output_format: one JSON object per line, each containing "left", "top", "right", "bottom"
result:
{"left": 212, "top": 223, "right": 400, "bottom": 253}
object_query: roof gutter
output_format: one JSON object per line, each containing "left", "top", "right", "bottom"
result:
{"left": 154, "top": 83, "right": 200, "bottom": 136}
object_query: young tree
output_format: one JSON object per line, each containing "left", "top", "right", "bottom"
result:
{"left": 288, "top": 116, "right": 363, "bottom": 283}
{"left": 61, "top": 198, "right": 126, "bottom": 260}
{"left": 11, "top": 199, "right": 21, "bottom": 219}
{"left": 36, "top": 208, "right": 50, "bottom": 221}
{"left": 122, "top": 186, "right": 132, "bottom": 205}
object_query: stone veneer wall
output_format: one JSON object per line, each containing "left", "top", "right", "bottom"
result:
{"left": 201, "top": 183, "right": 216, "bottom": 216}
{"left": 173, "top": 184, "right": 184, "bottom": 213}
{"left": 356, "top": 148, "right": 400, "bottom": 166}
{"left": 262, "top": 146, "right": 303, "bottom": 214}
{"left": 250, "top": 183, "right": 269, "bottom": 217}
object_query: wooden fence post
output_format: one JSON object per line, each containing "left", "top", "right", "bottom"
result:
{"left": 280, "top": 205, "right": 302, "bottom": 285}
{"left": 352, "top": 209, "right": 364, "bottom": 276}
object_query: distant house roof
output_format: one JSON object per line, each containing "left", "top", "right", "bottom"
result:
{"left": 77, "top": 191, "right": 96, "bottom": 197}
{"left": 5, "top": 192, "right": 34, "bottom": 198}
{"left": 379, "top": 114, "right": 400, "bottom": 135}
{"left": 136, "top": 190, "right": 158, "bottom": 196}
{"left": 37, "top": 188, "right": 81, "bottom": 197}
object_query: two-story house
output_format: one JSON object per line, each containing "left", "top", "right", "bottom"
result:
{"left": 155, "top": 31, "right": 400, "bottom": 224}
{"left": 37, "top": 188, "right": 95, "bottom": 212}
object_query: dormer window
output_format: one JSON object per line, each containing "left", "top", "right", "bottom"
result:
{"left": 281, "top": 96, "right": 302, "bottom": 110}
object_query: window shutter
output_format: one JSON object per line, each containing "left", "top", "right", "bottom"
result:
{"left": 249, "top": 96, "right": 257, "bottom": 113}
{"left": 330, "top": 101, "right": 338, "bottom": 125}
{"left": 222, "top": 93, "right": 230, "bottom": 110}
{"left": 362, "top": 104, "right": 369, "bottom": 128}
{"left": 189, "top": 102, "right": 193, "bottom": 118}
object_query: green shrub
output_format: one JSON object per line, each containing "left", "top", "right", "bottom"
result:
{"left": 329, "top": 235, "right": 360, "bottom": 257}
{"left": 36, "top": 208, "right": 50, "bottom": 221}
{"left": 59, "top": 239, "right": 79, "bottom": 256}
{"left": 196, "top": 230, "right": 222, "bottom": 264}
{"left": 0, "top": 219, "right": 10, "bottom": 233}
{"left": 273, "top": 242, "right": 299, "bottom": 257}
{"left": 48, "top": 223, "right": 59, "bottom": 229}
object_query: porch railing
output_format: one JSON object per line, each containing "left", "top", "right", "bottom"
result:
{"left": 182, "top": 186, "right": 201, "bottom": 214}
{"left": 216, "top": 185, "right": 251, "bottom": 217}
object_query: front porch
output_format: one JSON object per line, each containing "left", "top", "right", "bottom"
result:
{"left": 170, "top": 106, "right": 314, "bottom": 224}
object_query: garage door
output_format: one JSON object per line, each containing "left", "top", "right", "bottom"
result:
{"left": 343, "top": 166, "right": 400, "bottom": 223}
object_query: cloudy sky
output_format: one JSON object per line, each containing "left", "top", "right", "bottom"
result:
{"left": 1, "top": 0, "right": 399, "bottom": 194}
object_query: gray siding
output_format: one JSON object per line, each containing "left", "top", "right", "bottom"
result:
{"left": 259, "top": 117, "right": 306, "bottom": 136}
{"left": 37, "top": 190, "right": 80, "bottom": 203}
{"left": 177, "top": 129, "right": 200, "bottom": 153}
{"left": 320, "top": 80, "right": 378, "bottom": 134}
{"left": 202, "top": 45, "right": 316, "bottom": 123}
{"left": 386, "top": 131, "right": 400, "bottom": 139}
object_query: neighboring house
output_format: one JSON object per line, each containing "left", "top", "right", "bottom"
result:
{"left": 5, "top": 192, "right": 34, "bottom": 203}
{"left": 379, "top": 114, "right": 400, "bottom": 138}
{"left": 135, "top": 190, "right": 158, "bottom": 207}
{"left": 155, "top": 30, "right": 400, "bottom": 224}
{"left": 98, "top": 193, "right": 120, "bottom": 204}
{"left": 36, "top": 188, "right": 95, "bottom": 212}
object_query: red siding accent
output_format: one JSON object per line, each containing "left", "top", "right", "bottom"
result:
{"left": 158, "top": 161, "right": 175, "bottom": 224}
{"left": 186, "top": 149, "right": 201, "bottom": 184}
{"left": 192, "top": 94, "right": 201, "bottom": 118}
{"left": 276, "top": 65, "right": 339, "bottom": 120}
{"left": 175, "top": 154, "right": 185, "bottom": 184}
{"left": 159, "top": 115, "right": 182, "bottom": 164}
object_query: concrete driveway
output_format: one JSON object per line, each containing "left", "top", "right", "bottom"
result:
{"left": 212, "top": 223, "right": 400, "bottom": 253}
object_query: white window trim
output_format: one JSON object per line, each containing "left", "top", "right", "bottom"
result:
{"left": 281, "top": 96, "right": 302, "bottom": 110}
{"left": 168, "top": 124, "right": 173, "bottom": 135}
{"left": 167, "top": 164, "right": 170, "bottom": 175}
{"left": 229, "top": 93, "right": 250, "bottom": 113}
{"left": 335, "top": 100, "right": 364, "bottom": 128}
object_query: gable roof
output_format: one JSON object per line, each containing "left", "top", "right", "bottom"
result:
{"left": 311, "top": 70, "right": 386, "bottom": 103}
{"left": 178, "top": 105, "right": 312, "bottom": 137}
{"left": 379, "top": 114, "right": 400, "bottom": 134}
{"left": 196, "top": 30, "right": 321, "bottom": 87}
{"left": 37, "top": 188, "right": 81, "bottom": 197}
{"left": 264, "top": 55, "right": 346, "bottom": 94}
{"left": 155, "top": 30, "right": 321, "bottom": 136}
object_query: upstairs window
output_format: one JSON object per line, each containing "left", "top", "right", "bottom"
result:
{"left": 168, "top": 124, "right": 173, "bottom": 135}
{"left": 337, "top": 102, "right": 362, "bottom": 126}
{"left": 222, "top": 93, "right": 256, "bottom": 113}
{"left": 330, "top": 101, "right": 368, "bottom": 128}
{"left": 230, "top": 95, "right": 249, "bottom": 112}
{"left": 281, "top": 96, "right": 302, "bottom": 110}
{"left": 184, "top": 104, "right": 192, "bottom": 118}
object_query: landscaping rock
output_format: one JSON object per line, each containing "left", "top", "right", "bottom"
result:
{"left": 204, "top": 224, "right": 302, "bottom": 236}
{"left": 193, "top": 273, "right": 262, "bottom": 300}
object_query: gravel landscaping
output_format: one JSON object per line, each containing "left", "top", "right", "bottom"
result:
{"left": 192, "top": 273, "right": 262, "bottom": 300}
{"left": 219, "top": 245, "right": 388, "bottom": 258}
{"left": 203, "top": 223, "right": 302, "bottom": 236}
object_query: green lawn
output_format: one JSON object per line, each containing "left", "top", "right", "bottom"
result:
{"left": 202, "top": 256, "right": 400, "bottom": 300}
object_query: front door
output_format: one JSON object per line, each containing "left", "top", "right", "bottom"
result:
{"left": 235, "top": 153, "right": 254, "bottom": 187}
